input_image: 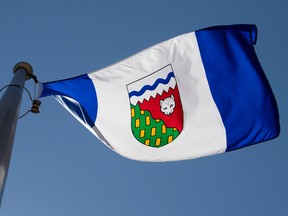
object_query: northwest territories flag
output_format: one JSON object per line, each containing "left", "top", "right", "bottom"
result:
{"left": 39, "top": 24, "right": 280, "bottom": 162}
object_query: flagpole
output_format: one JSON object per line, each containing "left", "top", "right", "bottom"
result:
{"left": 0, "top": 62, "right": 33, "bottom": 204}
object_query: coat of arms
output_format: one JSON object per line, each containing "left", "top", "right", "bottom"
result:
{"left": 127, "top": 64, "right": 183, "bottom": 148}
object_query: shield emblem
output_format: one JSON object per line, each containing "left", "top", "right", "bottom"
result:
{"left": 127, "top": 64, "right": 183, "bottom": 148}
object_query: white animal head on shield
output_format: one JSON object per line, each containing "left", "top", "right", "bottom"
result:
{"left": 160, "top": 95, "right": 175, "bottom": 115}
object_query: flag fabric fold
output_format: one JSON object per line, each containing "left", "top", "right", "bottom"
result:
{"left": 39, "top": 24, "right": 280, "bottom": 162}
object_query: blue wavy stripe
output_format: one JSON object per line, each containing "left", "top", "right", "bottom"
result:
{"left": 129, "top": 71, "right": 175, "bottom": 98}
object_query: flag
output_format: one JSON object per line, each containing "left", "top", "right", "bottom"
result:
{"left": 39, "top": 24, "right": 280, "bottom": 162}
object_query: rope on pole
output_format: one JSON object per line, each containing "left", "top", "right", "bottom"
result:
{"left": 0, "top": 72, "right": 41, "bottom": 119}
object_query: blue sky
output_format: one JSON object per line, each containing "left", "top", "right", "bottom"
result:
{"left": 0, "top": 0, "right": 287, "bottom": 215}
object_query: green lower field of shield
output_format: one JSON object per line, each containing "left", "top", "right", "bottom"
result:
{"left": 130, "top": 103, "right": 180, "bottom": 148}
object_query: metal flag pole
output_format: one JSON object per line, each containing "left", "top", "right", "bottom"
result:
{"left": 0, "top": 62, "right": 33, "bottom": 204}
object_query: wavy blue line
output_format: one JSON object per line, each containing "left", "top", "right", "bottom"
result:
{"left": 129, "top": 71, "right": 175, "bottom": 98}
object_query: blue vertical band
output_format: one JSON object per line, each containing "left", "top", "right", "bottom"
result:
{"left": 40, "top": 74, "right": 98, "bottom": 127}
{"left": 195, "top": 25, "right": 280, "bottom": 151}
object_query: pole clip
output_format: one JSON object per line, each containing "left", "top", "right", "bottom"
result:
{"left": 31, "top": 99, "right": 41, "bottom": 114}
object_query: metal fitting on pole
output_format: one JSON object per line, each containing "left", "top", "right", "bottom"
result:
{"left": 13, "top": 62, "right": 33, "bottom": 80}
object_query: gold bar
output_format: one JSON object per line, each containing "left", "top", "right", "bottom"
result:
{"left": 168, "top": 136, "right": 173, "bottom": 143}
{"left": 145, "top": 139, "right": 150, "bottom": 146}
{"left": 151, "top": 127, "right": 156, "bottom": 136}
{"left": 156, "top": 138, "right": 161, "bottom": 146}
{"left": 162, "top": 125, "right": 166, "bottom": 134}
{"left": 146, "top": 116, "right": 150, "bottom": 125}
{"left": 140, "top": 130, "right": 145, "bottom": 138}
{"left": 135, "top": 119, "right": 140, "bottom": 128}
